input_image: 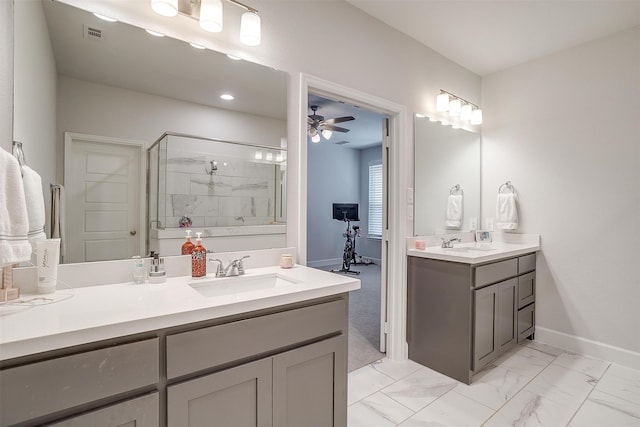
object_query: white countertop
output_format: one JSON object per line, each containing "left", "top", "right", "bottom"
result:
{"left": 0, "top": 265, "right": 360, "bottom": 361}
{"left": 407, "top": 239, "right": 540, "bottom": 264}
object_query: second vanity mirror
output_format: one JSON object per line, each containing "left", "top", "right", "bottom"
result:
{"left": 13, "top": 0, "right": 288, "bottom": 263}
{"left": 413, "top": 117, "right": 480, "bottom": 236}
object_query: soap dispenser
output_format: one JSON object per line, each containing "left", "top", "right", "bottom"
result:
{"left": 191, "top": 232, "right": 206, "bottom": 278}
{"left": 182, "top": 229, "right": 195, "bottom": 255}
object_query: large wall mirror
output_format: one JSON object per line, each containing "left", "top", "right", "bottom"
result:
{"left": 13, "top": 0, "right": 288, "bottom": 263}
{"left": 414, "top": 116, "right": 480, "bottom": 236}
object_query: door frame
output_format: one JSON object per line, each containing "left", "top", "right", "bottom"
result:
{"left": 298, "top": 74, "right": 408, "bottom": 360}
{"left": 63, "top": 132, "right": 146, "bottom": 262}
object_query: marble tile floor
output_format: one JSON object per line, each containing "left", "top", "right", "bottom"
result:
{"left": 348, "top": 341, "right": 640, "bottom": 426}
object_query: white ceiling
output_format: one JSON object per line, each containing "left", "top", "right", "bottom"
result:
{"left": 346, "top": 0, "right": 640, "bottom": 76}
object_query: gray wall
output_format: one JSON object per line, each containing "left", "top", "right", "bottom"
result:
{"left": 0, "top": 1, "right": 12, "bottom": 153}
{"left": 358, "top": 145, "right": 382, "bottom": 261}
{"left": 306, "top": 143, "right": 359, "bottom": 266}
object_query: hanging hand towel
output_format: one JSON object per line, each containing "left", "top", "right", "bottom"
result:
{"left": 21, "top": 165, "right": 47, "bottom": 244}
{"left": 496, "top": 192, "right": 519, "bottom": 230}
{"left": 445, "top": 194, "right": 463, "bottom": 228}
{"left": 0, "top": 149, "right": 32, "bottom": 265}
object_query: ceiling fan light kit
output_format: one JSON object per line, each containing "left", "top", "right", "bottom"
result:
{"left": 435, "top": 89, "right": 482, "bottom": 126}
{"left": 307, "top": 105, "right": 355, "bottom": 143}
{"left": 150, "top": 0, "right": 261, "bottom": 46}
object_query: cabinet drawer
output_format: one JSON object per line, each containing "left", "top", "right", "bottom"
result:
{"left": 518, "top": 253, "right": 536, "bottom": 274}
{"left": 474, "top": 258, "right": 517, "bottom": 287}
{"left": 518, "top": 272, "right": 536, "bottom": 309}
{"left": 0, "top": 338, "right": 159, "bottom": 426}
{"left": 49, "top": 393, "right": 159, "bottom": 427}
{"left": 518, "top": 304, "right": 535, "bottom": 342}
{"left": 166, "top": 297, "right": 347, "bottom": 379}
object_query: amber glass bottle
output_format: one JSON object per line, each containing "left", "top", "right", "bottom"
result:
{"left": 191, "top": 233, "right": 206, "bottom": 277}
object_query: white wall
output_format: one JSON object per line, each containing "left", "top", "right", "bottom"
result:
{"left": 358, "top": 145, "right": 382, "bottom": 260}
{"left": 56, "top": 76, "right": 286, "bottom": 184}
{"left": 482, "top": 27, "right": 640, "bottom": 366}
{"left": 13, "top": 0, "right": 57, "bottom": 236}
{"left": 0, "top": 1, "right": 12, "bottom": 153}
{"left": 306, "top": 143, "right": 360, "bottom": 266}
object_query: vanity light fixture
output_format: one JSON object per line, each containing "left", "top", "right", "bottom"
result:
{"left": 151, "top": 0, "right": 262, "bottom": 46}
{"left": 436, "top": 89, "right": 482, "bottom": 125}
{"left": 254, "top": 151, "right": 262, "bottom": 160}
{"left": 266, "top": 152, "right": 273, "bottom": 161}
{"left": 220, "top": 94, "right": 234, "bottom": 100}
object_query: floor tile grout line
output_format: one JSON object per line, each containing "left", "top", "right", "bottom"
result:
{"left": 563, "top": 362, "right": 614, "bottom": 427}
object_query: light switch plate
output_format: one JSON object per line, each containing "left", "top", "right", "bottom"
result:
{"left": 469, "top": 217, "right": 478, "bottom": 230}
{"left": 484, "top": 218, "right": 494, "bottom": 231}
{"left": 408, "top": 205, "right": 414, "bottom": 220}
{"left": 407, "top": 188, "right": 414, "bottom": 204}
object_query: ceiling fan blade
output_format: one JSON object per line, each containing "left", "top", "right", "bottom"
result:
{"left": 322, "top": 124, "right": 350, "bottom": 133}
{"left": 323, "top": 116, "right": 355, "bottom": 125}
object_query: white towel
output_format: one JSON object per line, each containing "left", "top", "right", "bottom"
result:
{"left": 21, "top": 166, "right": 47, "bottom": 244}
{"left": 496, "top": 193, "right": 519, "bottom": 230}
{"left": 50, "top": 184, "right": 66, "bottom": 260}
{"left": 445, "top": 194, "right": 463, "bottom": 228}
{"left": 0, "top": 149, "right": 32, "bottom": 265}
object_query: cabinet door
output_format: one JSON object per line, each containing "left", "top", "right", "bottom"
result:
{"left": 273, "top": 335, "right": 347, "bottom": 427}
{"left": 497, "top": 278, "right": 518, "bottom": 354}
{"left": 473, "top": 284, "right": 498, "bottom": 371}
{"left": 49, "top": 393, "right": 159, "bottom": 427}
{"left": 167, "top": 358, "right": 272, "bottom": 427}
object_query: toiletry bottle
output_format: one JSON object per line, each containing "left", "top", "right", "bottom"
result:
{"left": 182, "top": 229, "right": 195, "bottom": 255}
{"left": 132, "top": 255, "right": 147, "bottom": 284}
{"left": 191, "top": 232, "right": 206, "bottom": 278}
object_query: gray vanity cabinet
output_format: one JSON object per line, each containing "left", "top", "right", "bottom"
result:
{"left": 408, "top": 253, "right": 536, "bottom": 384}
{"left": 49, "top": 393, "right": 160, "bottom": 427}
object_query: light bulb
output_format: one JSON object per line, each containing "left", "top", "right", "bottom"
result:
{"left": 436, "top": 93, "right": 450, "bottom": 112}
{"left": 311, "top": 134, "right": 321, "bottom": 143}
{"left": 220, "top": 94, "right": 234, "bottom": 100}
{"left": 266, "top": 152, "right": 273, "bottom": 161}
{"left": 471, "top": 109, "right": 483, "bottom": 125}
{"left": 254, "top": 151, "right": 262, "bottom": 160}
{"left": 460, "top": 104, "right": 473, "bottom": 121}
{"left": 449, "top": 99, "right": 462, "bottom": 117}
{"left": 240, "top": 12, "right": 261, "bottom": 46}
{"left": 276, "top": 154, "right": 283, "bottom": 162}
{"left": 200, "top": 0, "right": 223, "bottom": 33}
{"left": 321, "top": 129, "right": 332, "bottom": 140}
{"left": 151, "top": 0, "right": 178, "bottom": 17}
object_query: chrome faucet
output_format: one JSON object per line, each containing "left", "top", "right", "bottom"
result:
{"left": 209, "top": 256, "right": 250, "bottom": 277}
{"left": 440, "top": 237, "right": 461, "bottom": 248}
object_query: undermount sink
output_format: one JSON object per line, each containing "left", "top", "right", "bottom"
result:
{"left": 189, "top": 273, "right": 301, "bottom": 298}
{"left": 445, "top": 245, "right": 496, "bottom": 253}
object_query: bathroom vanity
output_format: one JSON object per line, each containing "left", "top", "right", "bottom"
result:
{"left": 407, "top": 235, "right": 540, "bottom": 384}
{"left": 0, "top": 265, "right": 358, "bottom": 427}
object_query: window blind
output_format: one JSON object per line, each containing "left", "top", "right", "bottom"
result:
{"left": 368, "top": 162, "right": 383, "bottom": 237}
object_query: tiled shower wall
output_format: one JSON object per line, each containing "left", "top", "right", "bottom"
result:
{"left": 161, "top": 150, "right": 277, "bottom": 228}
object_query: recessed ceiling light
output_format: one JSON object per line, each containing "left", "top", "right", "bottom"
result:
{"left": 145, "top": 29, "right": 165, "bottom": 37}
{"left": 220, "top": 94, "right": 234, "bottom": 100}
{"left": 226, "top": 54, "right": 242, "bottom": 60}
{"left": 93, "top": 13, "right": 117, "bottom": 22}
{"left": 189, "top": 42, "right": 206, "bottom": 49}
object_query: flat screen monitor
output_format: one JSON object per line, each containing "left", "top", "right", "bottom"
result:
{"left": 332, "top": 203, "right": 359, "bottom": 221}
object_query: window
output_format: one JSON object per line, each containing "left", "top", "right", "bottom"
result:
{"left": 368, "top": 161, "right": 383, "bottom": 237}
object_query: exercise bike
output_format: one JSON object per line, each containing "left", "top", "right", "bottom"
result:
{"left": 332, "top": 218, "right": 360, "bottom": 275}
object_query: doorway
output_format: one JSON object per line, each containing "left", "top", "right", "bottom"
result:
{"left": 305, "top": 93, "right": 389, "bottom": 371}
{"left": 64, "top": 132, "right": 145, "bottom": 263}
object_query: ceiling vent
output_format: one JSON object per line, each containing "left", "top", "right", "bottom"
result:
{"left": 334, "top": 141, "right": 350, "bottom": 145}
{"left": 83, "top": 24, "right": 103, "bottom": 41}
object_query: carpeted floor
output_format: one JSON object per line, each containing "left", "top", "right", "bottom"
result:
{"left": 318, "top": 262, "right": 385, "bottom": 371}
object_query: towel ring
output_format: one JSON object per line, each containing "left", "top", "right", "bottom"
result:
{"left": 449, "top": 184, "right": 463, "bottom": 195}
{"left": 498, "top": 181, "right": 515, "bottom": 194}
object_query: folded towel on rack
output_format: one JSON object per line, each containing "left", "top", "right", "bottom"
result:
{"left": 22, "top": 166, "right": 47, "bottom": 244}
{"left": 445, "top": 194, "right": 463, "bottom": 228}
{"left": 496, "top": 193, "right": 519, "bottom": 230}
{"left": 51, "top": 184, "right": 66, "bottom": 260}
{"left": 0, "top": 149, "right": 32, "bottom": 265}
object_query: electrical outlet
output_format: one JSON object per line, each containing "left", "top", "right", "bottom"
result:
{"left": 407, "top": 188, "right": 414, "bottom": 204}
{"left": 469, "top": 217, "right": 478, "bottom": 230}
{"left": 408, "top": 205, "right": 414, "bottom": 221}
{"left": 484, "top": 218, "right": 494, "bottom": 231}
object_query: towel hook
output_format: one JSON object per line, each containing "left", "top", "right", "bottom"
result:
{"left": 449, "top": 184, "right": 463, "bottom": 195}
{"left": 12, "top": 141, "right": 26, "bottom": 167}
{"left": 498, "top": 181, "right": 515, "bottom": 194}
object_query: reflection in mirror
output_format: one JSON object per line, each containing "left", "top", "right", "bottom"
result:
{"left": 414, "top": 116, "right": 480, "bottom": 236}
{"left": 13, "top": 0, "right": 287, "bottom": 263}
{"left": 148, "top": 133, "right": 286, "bottom": 256}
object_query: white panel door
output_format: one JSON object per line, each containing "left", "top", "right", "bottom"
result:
{"left": 66, "top": 134, "right": 143, "bottom": 263}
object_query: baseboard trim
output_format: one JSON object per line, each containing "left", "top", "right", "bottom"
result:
{"left": 535, "top": 326, "right": 640, "bottom": 370}
{"left": 306, "top": 258, "right": 341, "bottom": 268}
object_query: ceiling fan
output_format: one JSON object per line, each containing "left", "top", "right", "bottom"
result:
{"left": 307, "top": 105, "right": 355, "bottom": 143}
